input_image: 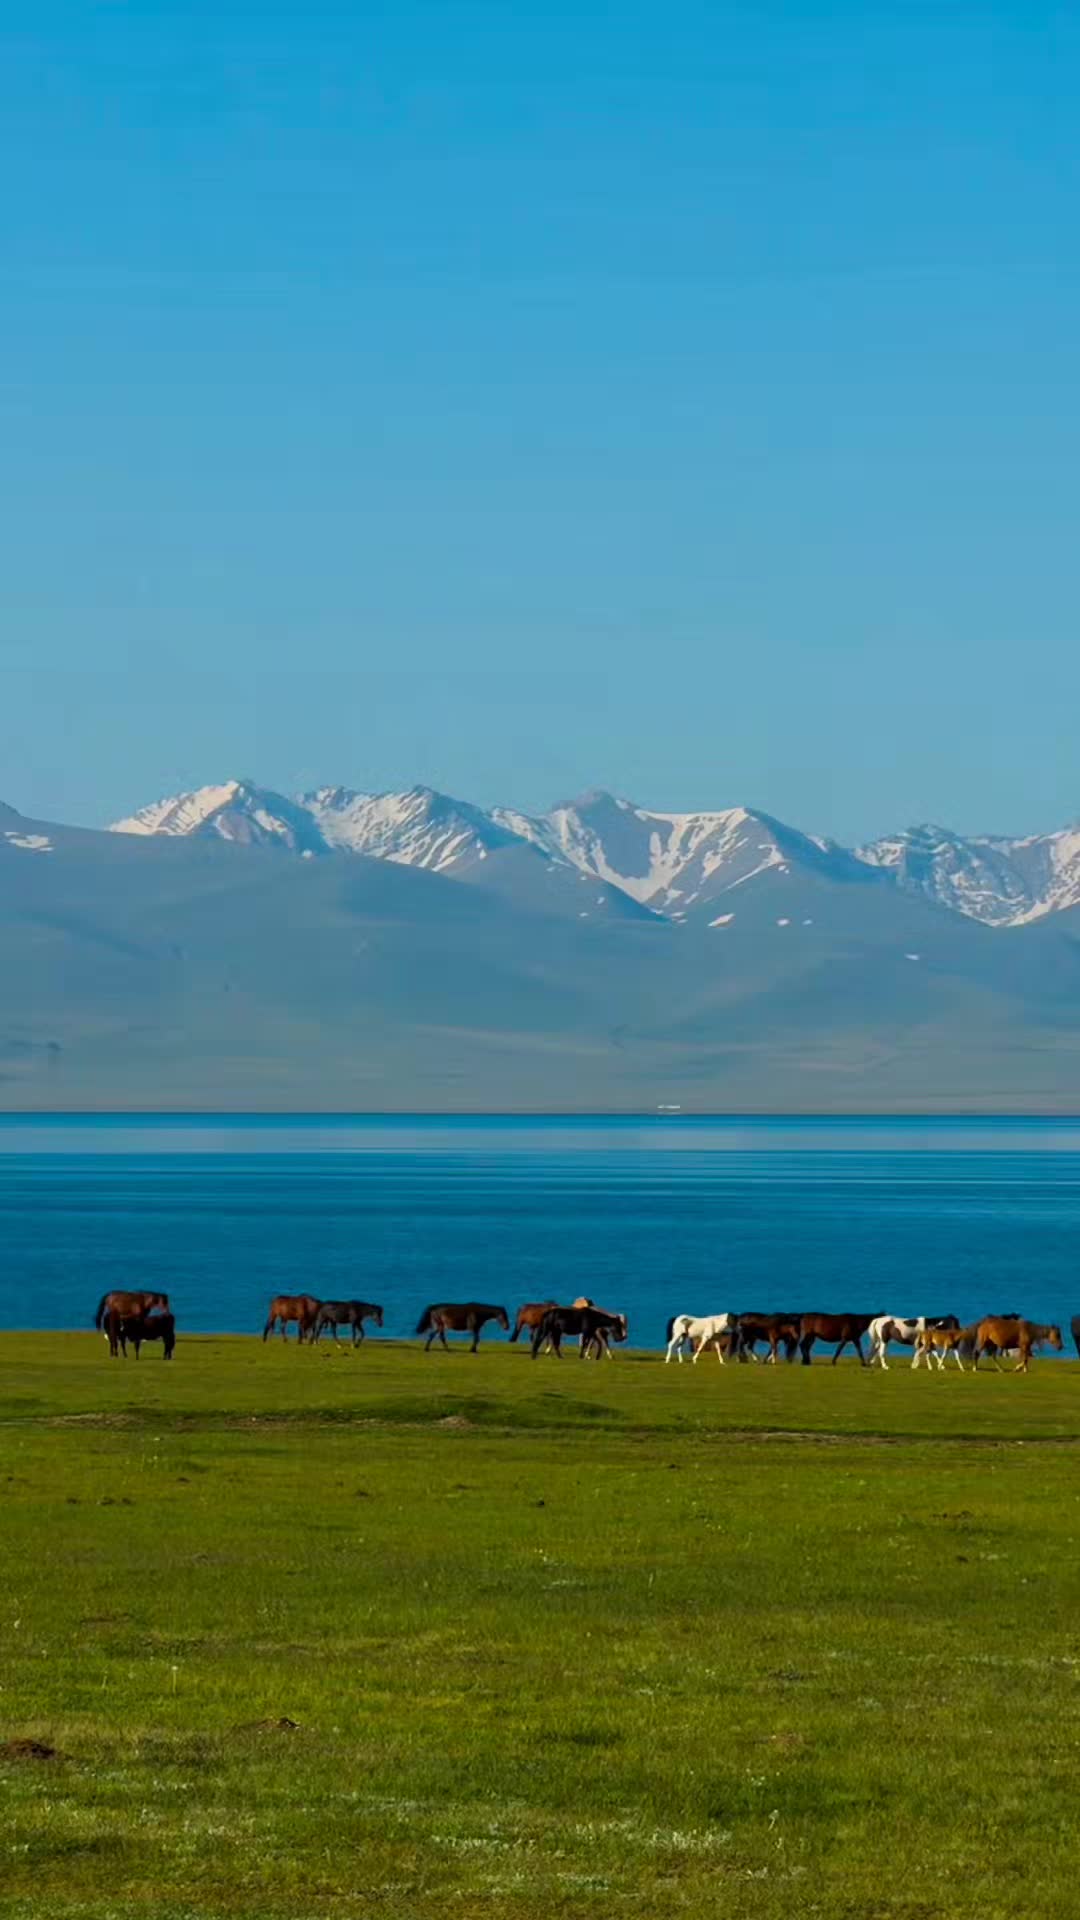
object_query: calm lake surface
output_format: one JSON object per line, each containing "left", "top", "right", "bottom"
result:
{"left": 2, "top": 1115, "right": 1080, "bottom": 1345}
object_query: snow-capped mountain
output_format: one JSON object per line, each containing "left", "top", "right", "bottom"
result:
{"left": 107, "top": 778, "right": 1080, "bottom": 929}
{"left": 111, "top": 779, "right": 328, "bottom": 856}
{"left": 856, "top": 824, "right": 1080, "bottom": 927}
{"left": 498, "top": 790, "right": 871, "bottom": 918}
{"left": 300, "top": 785, "right": 521, "bottom": 871}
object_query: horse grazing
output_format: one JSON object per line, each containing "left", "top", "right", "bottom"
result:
{"left": 105, "top": 1309, "right": 176, "bottom": 1360}
{"left": 973, "top": 1317, "right": 1063, "bottom": 1373}
{"left": 798, "top": 1313, "right": 875, "bottom": 1366}
{"left": 731, "top": 1312, "right": 801, "bottom": 1364}
{"left": 664, "top": 1313, "right": 735, "bottom": 1364}
{"left": 263, "top": 1295, "right": 322, "bottom": 1343}
{"left": 95, "top": 1290, "right": 169, "bottom": 1332}
{"left": 869, "top": 1314, "right": 959, "bottom": 1369}
{"left": 415, "top": 1302, "right": 510, "bottom": 1352}
{"left": 510, "top": 1301, "right": 558, "bottom": 1344}
{"left": 913, "top": 1323, "right": 978, "bottom": 1371}
{"left": 312, "top": 1300, "right": 383, "bottom": 1346}
{"left": 531, "top": 1305, "right": 627, "bottom": 1359}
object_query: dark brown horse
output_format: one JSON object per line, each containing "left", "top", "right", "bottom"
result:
{"left": 732, "top": 1312, "right": 801, "bottom": 1364}
{"left": 263, "top": 1295, "right": 322, "bottom": 1343}
{"left": 510, "top": 1301, "right": 558, "bottom": 1343}
{"left": 105, "top": 1309, "right": 176, "bottom": 1359}
{"left": 531, "top": 1305, "right": 628, "bottom": 1359}
{"left": 312, "top": 1300, "right": 384, "bottom": 1346}
{"left": 95, "top": 1289, "right": 169, "bottom": 1331}
{"left": 798, "top": 1313, "right": 875, "bottom": 1366}
{"left": 973, "top": 1317, "right": 1063, "bottom": 1373}
{"left": 415, "top": 1302, "right": 510, "bottom": 1352}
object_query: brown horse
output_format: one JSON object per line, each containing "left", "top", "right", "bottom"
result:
{"left": 510, "top": 1301, "right": 558, "bottom": 1343}
{"left": 312, "top": 1300, "right": 384, "bottom": 1346}
{"left": 798, "top": 1313, "right": 875, "bottom": 1366}
{"left": 415, "top": 1302, "right": 510, "bottom": 1352}
{"left": 104, "top": 1309, "right": 176, "bottom": 1359}
{"left": 732, "top": 1312, "right": 801, "bottom": 1364}
{"left": 95, "top": 1289, "right": 169, "bottom": 1331}
{"left": 263, "top": 1295, "right": 322, "bottom": 1343}
{"left": 973, "top": 1317, "right": 1063, "bottom": 1373}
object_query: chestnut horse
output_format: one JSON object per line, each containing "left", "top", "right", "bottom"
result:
{"left": 973, "top": 1317, "right": 1063, "bottom": 1373}
{"left": 95, "top": 1290, "right": 169, "bottom": 1331}
{"left": 105, "top": 1309, "right": 176, "bottom": 1360}
{"left": 263, "top": 1295, "right": 322, "bottom": 1343}
{"left": 510, "top": 1301, "right": 558, "bottom": 1343}
{"left": 312, "top": 1300, "right": 384, "bottom": 1346}
{"left": 415, "top": 1302, "right": 510, "bottom": 1352}
{"left": 798, "top": 1313, "right": 875, "bottom": 1366}
{"left": 912, "top": 1323, "right": 978, "bottom": 1371}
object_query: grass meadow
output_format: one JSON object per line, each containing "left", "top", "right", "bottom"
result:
{"left": 2, "top": 1333, "right": 1079, "bottom": 1918}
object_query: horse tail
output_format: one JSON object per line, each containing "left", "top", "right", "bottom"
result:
{"left": 93, "top": 1294, "right": 110, "bottom": 1330}
{"left": 414, "top": 1306, "right": 435, "bottom": 1336}
{"left": 665, "top": 1315, "right": 677, "bottom": 1345}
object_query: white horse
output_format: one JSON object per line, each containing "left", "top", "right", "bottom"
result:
{"left": 664, "top": 1312, "right": 734, "bottom": 1364}
{"left": 868, "top": 1315, "right": 926, "bottom": 1369}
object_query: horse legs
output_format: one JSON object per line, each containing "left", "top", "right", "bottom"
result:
{"left": 800, "top": 1335, "right": 814, "bottom": 1366}
{"left": 425, "top": 1327, "right": 438, "bottom": 1351}
{"left": 262, "top": 1318, "right": 274, "bottom": 1343}
{"left": 354, "top": 1322, "right": 365, "bottom": 1345}
{"left": 853, "top": 1336, "right": 867, "bottom": 1367}
{"left": 469, "top": 1322, "right": 480, "bottom": 1353}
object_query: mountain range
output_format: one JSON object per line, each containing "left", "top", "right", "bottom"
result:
{"left": 4, "top": 777, "right": 1080, "bottom": 1112}
{"left": 110, "top": 777, "right": 1080, "bottom": 929}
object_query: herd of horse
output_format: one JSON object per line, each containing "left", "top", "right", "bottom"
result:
{"left": 664, "top": 1309, "right": 1068, "bottom": 1372}
{"left": 94, "top": 1288, "right": 1076, "bottom": 1373}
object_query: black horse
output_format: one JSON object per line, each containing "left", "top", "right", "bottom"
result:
{"left": 531, "top": 1305, "right": 628, "bottom": 1359}
{"left": 1072, "top": 1314, "right": 1080, "bottom": 1359}
{"left": 312, "top": 1300, "right": 384, "bottom": 1346}
{"left": 415, "top": 1302, "right": 510, "bottom": 1352}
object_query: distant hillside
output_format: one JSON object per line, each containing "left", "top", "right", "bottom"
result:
{"left": 4, "top": 789, "right": 1080, "bottom": 1110}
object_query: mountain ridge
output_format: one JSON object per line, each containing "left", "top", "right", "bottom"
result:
{"left": 107, "top": 778, "right": 1080, "bottom": 930}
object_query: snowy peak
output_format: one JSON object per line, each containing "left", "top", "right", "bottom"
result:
{"left": 301, "top": 784, "right": 520, "bottom": 873}
{"left": 856, "top": 823, "right": 1080, "bottom": 926}
{"left": 110, "top": 780, "right": 329, "bottom": 855}
{"left": 499, "top": 790, "right": 868, "bottom": 917}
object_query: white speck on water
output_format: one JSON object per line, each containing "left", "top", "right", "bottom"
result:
{"left": 905, "top": 952, "right": 922, "bottom": 961}
{"left": 709, "top": 913, "right": 735, "bottom": 927}
{"left": 776, "top": 917, "right": 791, "bottom": 927}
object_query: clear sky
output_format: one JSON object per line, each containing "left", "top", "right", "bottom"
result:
{"left": 4, "top": 2, "right": 1079, "bottom": 844}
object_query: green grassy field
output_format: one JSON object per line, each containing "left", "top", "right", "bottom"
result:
{"left": 2, "top": 1333, "right": 1079, "bottom": 1918}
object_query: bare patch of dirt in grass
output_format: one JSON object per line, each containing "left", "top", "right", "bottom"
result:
{"left": 0, "top": 1738, "right": 62, "bottom": 1761}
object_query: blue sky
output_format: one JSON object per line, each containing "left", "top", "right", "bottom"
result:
{"left": 4, "top": 2, "right": 1079, "bottom": 842}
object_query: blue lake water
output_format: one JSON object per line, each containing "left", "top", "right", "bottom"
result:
{"left": 1, "top": 1115, "right": 1079, "bottom": 1346}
